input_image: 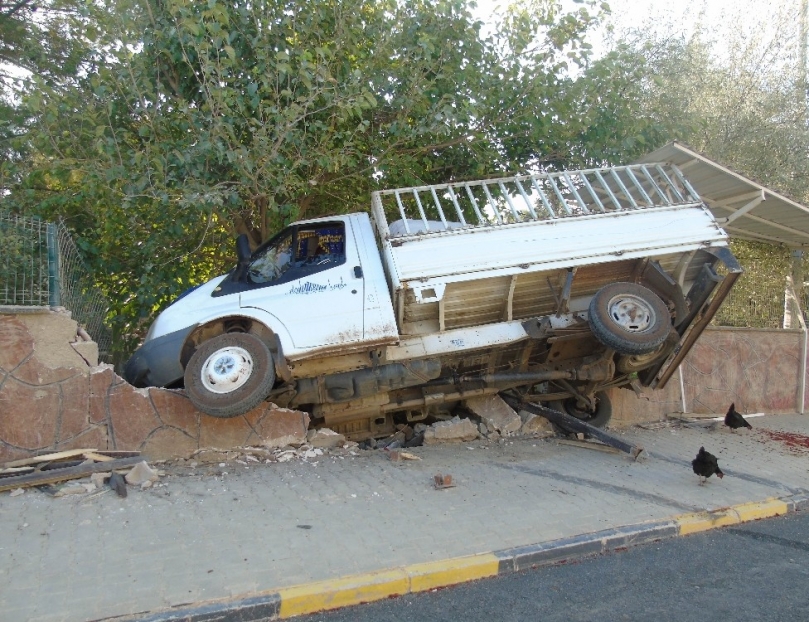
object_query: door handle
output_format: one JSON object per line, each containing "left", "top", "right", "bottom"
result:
{"left": 353, "top": 266, "right": 363, "bottom": 278}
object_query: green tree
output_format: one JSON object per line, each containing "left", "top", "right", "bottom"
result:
{"left": 604, "top": 0, "right": 808, "bottom": 327}
{"left": 7, "top": 0, "right": 663, "bottom": 355}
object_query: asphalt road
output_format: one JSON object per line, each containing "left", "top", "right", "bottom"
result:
{"left": 298, "top": 512, "right": 809, "bottom": 622}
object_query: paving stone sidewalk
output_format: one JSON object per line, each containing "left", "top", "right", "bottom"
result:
{"left": 1, "top": 414, "right": 807, "bottom": 622}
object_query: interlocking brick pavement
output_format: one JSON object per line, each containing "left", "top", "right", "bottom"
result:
{"left": 1, "top": 414, "right": 807, "bottom": 621}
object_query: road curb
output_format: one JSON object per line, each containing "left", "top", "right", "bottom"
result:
{"left": 115, "top": 493, "right": 804, "bottom": 621}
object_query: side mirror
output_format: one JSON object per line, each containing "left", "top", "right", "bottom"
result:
{"left": 232, "top": 234, "right": 252, "bottom": 281}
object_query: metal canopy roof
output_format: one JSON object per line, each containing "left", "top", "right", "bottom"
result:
{"left": 636, "top": 141, "right": 809, "bottom": 248}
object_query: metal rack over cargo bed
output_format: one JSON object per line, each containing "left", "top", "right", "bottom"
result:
{"left": 371, "top": 163, "right": 728, "bottom": 337}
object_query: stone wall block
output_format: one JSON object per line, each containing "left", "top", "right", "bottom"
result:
{"left": 253, "top": 406, "right": 311, "bottom": 448}
{"left": 56, "top": 426, "right": 107, "bottom": 452}
{"left": 89, "top": 366, "right": 115, "bottom": 424}
{"left": 0, "top": 377, "right": 59, "bottom": 449}
{"left": 0, "top": 445, "right": 31, "bottom": 463}
{"left": 13, "top": 356, "right": 83, "bottom": 386}
{"left": 20, "top": 313, "right": 88, "bottom": 371}
{"left": 423, "top": 416, "right": 479, "bottom": 444}
{"left": 108, "top": 383, "right": 161, "bottom": 450}
{"left": 0, "top": 316, "right": 34, "bottom": 372}
{"left": 58, "top": 373, "right": 91, "bottom": 441}
{"left": 150, "top": 388, "right": 201, "bottom": 434}
{"left": 198, "top": 406, "right": 268, "bottom": 449}
{"left": 71, "top": 341, "right": 99, "bottom": 367}
{"left": 140, "top": 427, "right": 198, "bottom": 460}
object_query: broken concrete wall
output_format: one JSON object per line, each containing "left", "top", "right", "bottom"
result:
{"left": 0, "top": 311, "right": 804, "bottom": 461}
{"left": 0, "top": 310, "right": 309, "bottom": 462}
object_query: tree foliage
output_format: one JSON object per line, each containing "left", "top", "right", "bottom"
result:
{"left": 6, "top": 0, "right": 660, "bottom": 355}
{"left": 602, "top": 1, "right": 809, "bottom": 327}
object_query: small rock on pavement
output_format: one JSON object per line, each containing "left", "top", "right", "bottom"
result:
{"left": 306, "top": 428, "right": 346, "bottom": 448}
{"left": 125, "top": 461, "right": 159, "bottom": 485}
{"left": 423, "top": 416, "right": 479, "bottom": 444}
{"left": 54, "top": 485, "right": 87, "bottom": 497}
{"left": 9, "top": 488, "right": 24, "bottom": 497}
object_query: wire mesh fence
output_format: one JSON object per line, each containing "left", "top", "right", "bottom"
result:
{"left": 0, "top": 211, "right": 112, "bottom": 361}
{"left": 0, "top": 212, "right": 51, "bottom": 305}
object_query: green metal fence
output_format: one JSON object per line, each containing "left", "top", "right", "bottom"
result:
{"left": 0, "top": 212, "right": 50, "bottom": 306}
{"left": 0, "top": 212, "right": 112, "bottom": 360}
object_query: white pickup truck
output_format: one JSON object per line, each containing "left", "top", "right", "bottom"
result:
{"left": 125, "top": 163, "right": 741, "bottom": 438}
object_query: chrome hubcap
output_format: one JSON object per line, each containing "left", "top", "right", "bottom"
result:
{"left": 200, "top": 346, "right": 253, "bottom": 394}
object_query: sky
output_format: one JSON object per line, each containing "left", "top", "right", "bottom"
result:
{"left": 473, "top": 0, "right": 802, "bottom": 63}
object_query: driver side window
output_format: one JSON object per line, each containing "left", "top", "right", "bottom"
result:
{"left": 247, "top": 223, "right": 346, "bottom": 286}
{"left": 248, "top": 232, "right": 293, "bottom": 284}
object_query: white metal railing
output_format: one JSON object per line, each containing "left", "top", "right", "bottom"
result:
{"left": 373, "top": 163, "right": 702, "bottom": 238}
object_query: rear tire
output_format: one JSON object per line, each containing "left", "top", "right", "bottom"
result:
{"left": 550, "top": 391, "right": 612, "bottom": 429}
{"left": 589, "top": 283, "right": 671, "bottom": 356}
{"left": 184, "top": 333, "right": 275, "bottom": 418}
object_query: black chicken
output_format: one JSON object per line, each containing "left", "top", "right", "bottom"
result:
{"left": 692, "top": 446, "right": 724, "bottom": 484}
{"left": 724, "top": 402, "right": 752, "bottom": 431}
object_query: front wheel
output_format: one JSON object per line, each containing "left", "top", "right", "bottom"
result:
{"left": 184, "top": 333, "right": 276, "bottom": 418}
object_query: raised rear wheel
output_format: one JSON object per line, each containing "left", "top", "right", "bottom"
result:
{"left": 589, "top": 283, "right": 671, "bottom": 356}
{"left": 184, "top": 333, "right": 275, "bottom": 418}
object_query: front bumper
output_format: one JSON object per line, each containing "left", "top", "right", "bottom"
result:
{"left": 124, "top": 325, "right": 195, "bottom": 388}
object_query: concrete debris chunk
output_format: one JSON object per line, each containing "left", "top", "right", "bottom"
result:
{"left": 388, "top": 448, "right": 421, "bottom": 462}
{"left": 125, "top": 461, "right": 159, "bottom": 486}
{"left": 306, "top": 428, "right": 346, "bottom": 448}
{"left": 404, "top": 432, "right": 424, "bottom": 448}
{"left": 9, "top": 488, "right": 24, "bottom": 497}
{"left": 54, "top": 485, "right": 87, "bottom": 497}
{"left": 90, "top": 472, "right": 110, "bottom": 488}
{"left": 396, "top": 424, "right": 415, "bottom": 441}
{"left": 413, "top": 423, "right": 429, "bottom": 435}
{"left": 464, "top": 395, "right": 522, "bottom": 435}
{"left": 423, "top": 416, "right": 479, "bottom": 445}
{"left": 379, "top": 431, "right": 406, "bottom": 449}
{"left": 433, "top": 473, "right": 455, "bottom": 489}
{"left": 518, "top": 410, "right": 554, "bottom": 435}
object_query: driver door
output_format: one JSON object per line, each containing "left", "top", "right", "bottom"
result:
{"left": 239, "top": 219, "right": 366, "bottom": 350}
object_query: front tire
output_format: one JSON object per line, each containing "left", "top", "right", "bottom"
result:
{"left": 184, "top": 333, "right": 276, "bottom": 418}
